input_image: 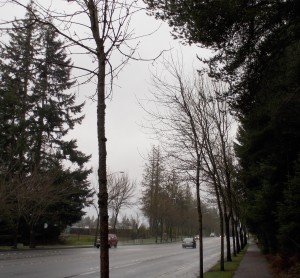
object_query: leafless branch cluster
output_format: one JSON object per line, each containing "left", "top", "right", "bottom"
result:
{"left": 140, "top": 53, "right": 243, "bottom": 276}
{"left": 107, "top": 172, "right": 135, "bottom": 230}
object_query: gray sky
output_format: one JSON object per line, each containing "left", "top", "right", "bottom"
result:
{"left": 1, "top": 0, "right": 212, "bottom": 218}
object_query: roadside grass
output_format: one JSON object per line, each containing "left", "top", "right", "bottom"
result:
{"left": 64, "top": 235, "right": 175, "bottom": 245}
{"left": 0, "top": 234, "right": 183, "bottom": 251}
{"left": 63, "top": 234, "right": 95, "bottom": 245}
{"left": 0, "top": 234, "right": 95, "bottom": 250}
{"left": 203, "top": 246, "right": 248, "bottom": 278}
{"left": 0, "top": 235, "right": 181, "bottom": 250}
{"left": 120, "top": 237, "right": 177, "bottom": 245}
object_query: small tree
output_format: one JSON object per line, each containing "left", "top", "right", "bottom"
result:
{"left": 107, "top": 172, "right": 135, "bottom": 232}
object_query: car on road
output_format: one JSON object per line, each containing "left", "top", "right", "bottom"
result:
{"left": 182, "top": 237, "right": 196, "bottom": 248}
{"left": 96, "top": 233, "right": 118, "bottom": 248}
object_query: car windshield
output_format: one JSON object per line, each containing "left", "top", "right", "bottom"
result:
{"left": 183, "top": 238, "right": 193, "bottom": 242}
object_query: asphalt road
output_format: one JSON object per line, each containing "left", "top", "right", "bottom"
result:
{"left": 0, "top": 237, "right": 221, "bottom": 278}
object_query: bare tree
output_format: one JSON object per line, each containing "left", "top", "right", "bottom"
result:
{"left": 142, "top": 54, "right": 238, "bottom": 276}
{"left": 107, "top": 172, "right": 135, "bottom": 232}
{"left": 0, "top": 166, "right": 89, "bottom": 248}
{"left": 193, "top": 77, "right": 237, "bottom": 264}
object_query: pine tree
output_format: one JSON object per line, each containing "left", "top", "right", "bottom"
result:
{"left": 277, "top": 157, "right": 300, "bottom": 255}
{"left": 0, "top": 4, "right": 92, "bottom": 247}
{"left": 141, "top": 146, "right": 165, "bottom": 240}
{"left": 0, "top": 4, "right": 41, "bottom": 175}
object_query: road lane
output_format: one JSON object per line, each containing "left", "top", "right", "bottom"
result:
{"left": 0, "top": 237, "right": 221, "bottom": 278}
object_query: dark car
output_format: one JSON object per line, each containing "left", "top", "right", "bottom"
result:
{"left": 182, "top": 237, "right": 196, "bottom": 248}
{"left": 96, "top": 233, "right": 118, "bottom": 248}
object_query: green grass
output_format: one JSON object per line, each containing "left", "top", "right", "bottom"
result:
{"left": 63, "top": 234, "right": 95, "bottom": 245}
{"left": 0, "top": 235, "right": 181, "bottom": 250}
{"left": 0, "top": 234, "right": 95, "bottom": 250}
{"left": 63, "top": 235, "right": 170, "bottom": 246}
{"left": 203, "top": 246, "right": 248, "bottom": 278}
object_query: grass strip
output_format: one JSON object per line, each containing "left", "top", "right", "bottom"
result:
{"left": 203, "top": 246, "right": 248, "bottom": 278}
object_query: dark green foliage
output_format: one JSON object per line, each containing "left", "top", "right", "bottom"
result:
{"left": 144, "top": 0, "right": 300, "bottom": 115}
{"left": 235, "top": 42, "right": 300, "bottom": 253}
{"left": 277, "top": 157, "right": 300, "bottom": 255}
{"left": 0, "top": 6, "right": 92, "bottom": 246}
{"left": 49, "top": 166, "right": 93, "bottom": 226}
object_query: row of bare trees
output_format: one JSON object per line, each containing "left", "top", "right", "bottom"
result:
{"left": 142, "top": 56, "right": 247, "bottom": 278}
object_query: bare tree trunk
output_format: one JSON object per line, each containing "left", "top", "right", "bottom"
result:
{"left": 231, "top": 215, "right": 237, "bottom": 257}
{"left": 196, "top": 188, "right": 203, "bottom": 278}
{"left": 244, "top": 226, "right": 248, "bottom": 248}
{"left": 215, "top": 191, "right": 225, "bottom": 271}
{"left": 12, "top": 217, "right": 20, "bottom": 249}
{"left": 219, "top": 211, "right": 225, "bottom": 270}
{"left": 86, "top": 1, "right": 109, "bottom": 276}
{"left": 235, "top": 219, "right": 241, "bottom": 253}
{"left": 29, "top": 226, "right": 36, "bottom": 249}
{"left": 97, "top": 49, "right": 109, "bottom": 277}
{"left": 224, "top": 212, "right": 232, "bottom": 262}
{"left": 94, "top": 212, "right": 100, "bottom": 247}
{"left": 195, "top": 155, "right": 203, "bottom": 278}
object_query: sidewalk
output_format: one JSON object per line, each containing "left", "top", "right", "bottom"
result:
{"left": 233, "top": 239, "right": 274, "bottom": 278}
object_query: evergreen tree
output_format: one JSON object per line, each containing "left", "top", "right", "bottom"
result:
{"left": 140, "top": 146, "right": 165, "bottom": 240}
{"left": 0, "top": 3, "right": 40, "bottom": 175}
{"left": 144, "top": 0, "right": 300, "bottom": 115}
{"left": 235, "top": 42, "right": 300, "bottom": 253}
{"left": 0, "top": 4, "right": 92, "bottom": 247}
{"left": 277, "top": 157, "right": 300, "bottom": 255}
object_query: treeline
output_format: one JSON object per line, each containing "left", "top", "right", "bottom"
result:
{"left": 0, "top": 6, "right": 92, "bottom": 248}
{"left": 139, "top": 66, "right": 247, "bottom": 276}
{"left": 140, "top": 146, "right": 222, "bottom": 243}
{"left": 144, "top": 0, "right": 300, "bottom": 272}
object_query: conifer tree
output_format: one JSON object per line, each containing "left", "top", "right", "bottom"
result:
{"left": 0, "top": 4, "right": 92, "bottom": 247}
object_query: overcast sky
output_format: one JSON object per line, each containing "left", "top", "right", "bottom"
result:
{"left": 1, "top": 0, "right": 212, "bottom": 218}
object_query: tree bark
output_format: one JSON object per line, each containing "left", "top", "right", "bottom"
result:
{"left": 86, "top": 1, "right": 109, "bottom": 276}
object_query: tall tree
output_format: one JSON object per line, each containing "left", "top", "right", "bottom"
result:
{"left": 0, "top": 5, "right": 92, "bottom": 248}
{"left": 0, "top": 2, "right": 40, "bottom": 175}
{"left": 235, "top": 41, "right": 300, "bottom": 253}
{"left": 141, "top": 146, "right": 165, "bottom": 242}
{"left": 277, "top": 156, "right": 300, "bottom": 255}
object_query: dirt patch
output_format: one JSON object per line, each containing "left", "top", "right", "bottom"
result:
{"left": 267, "top": 254, "right": 300, "bottom": 278}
